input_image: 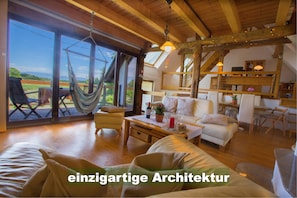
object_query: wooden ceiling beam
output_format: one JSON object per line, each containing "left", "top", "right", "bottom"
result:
{"left": 67, "top": 0, "right": 163, "bottom": 44}
{"left": 171, "top": 0, "right": 210, "bottom": 38}
{"left": 275, "top": 0, "right": 293, "bottom": 26}
{"left": 203, "top": 38, "right": 292, "bottom": 52}
{"left": 200, "top": 51, "right": 221, "bottom": 73}
{"left": 218, "top": 0, "right": 242, "bottom": 33}
{"left": 13, "top": 0, "right": 146, "bottom": 51}
{"left": 111, "top": 0, "right": 184, "bottom": 43}
{"left": 176, "top": 25, "right": 295, "bottom": 48}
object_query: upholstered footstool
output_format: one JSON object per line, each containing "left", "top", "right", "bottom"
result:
{"left": 94, "top": 106, "right": 125, "bottom": 135}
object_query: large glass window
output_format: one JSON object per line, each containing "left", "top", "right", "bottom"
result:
{"left": 118, "top": 53, "right": 137, "bottom": 111}
{"left": 60, "top": 35, "right": 91, "bottom": 116}
{"left": 8, "top": 19, "right": 54, "bottom": 121}
{"left": 8, "top": 17, "right": 137, "bottom": 125}
{"left": 96, "top": 46, "right": 117, "bottom": 106}
{"left": 60, "top": 36, "right": 117, "bottom": 116}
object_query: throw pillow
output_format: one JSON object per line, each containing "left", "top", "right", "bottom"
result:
{"left": 22, "top": 149, "right": 108, "bottom": 197}
{"left": 162, "top": 96, "right": 178, "bottom": 113}
{"left": 121, "top": 152, "right": 187, "bottom": 197}
{"left": 201, "top": 114, "right": 229, "bottom": 126}
{"left": 21, "top": 165, "right": 50, "bottom": 196}
{"left": 100, "top": 106, "right": 125, "bottom": 113}
{"left": 40, "top": 159, "right": 107, "bottom": 197}
{"left": 176, "top": 98, "right": 194, "bottom": 116}
{"left": 39, "top": 149, "right": 105, "bottom": 174}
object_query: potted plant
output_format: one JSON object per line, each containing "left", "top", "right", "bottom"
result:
{"left": 155, "top": 103, "right": 165, "bottom": 122}
{"left": 232, "top": 95, "right": 237, "bottom": 105}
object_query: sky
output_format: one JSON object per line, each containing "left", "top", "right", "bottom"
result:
{"left": 9, "top": 19, "right": 116, "bottom": 81}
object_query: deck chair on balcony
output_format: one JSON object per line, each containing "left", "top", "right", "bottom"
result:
{"left": 9, "top": 77, "right": 42, "bottom": 119}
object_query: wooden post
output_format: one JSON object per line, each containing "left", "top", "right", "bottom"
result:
{"left": 179, "top": 54, "right": 185, "bottom": 88}
{"left": 135, "top": 51, "right": 145, "bottom": 115}
{"left": 0, "top": 0, "right": 8, "bottom": 132}
{"left": 273, "top": 44, "right": 284, "bottom": 98}
{"left": 191, "top": 44, "right": 202, "bottom": 98}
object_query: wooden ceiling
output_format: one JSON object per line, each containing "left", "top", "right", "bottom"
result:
{"left": 10, "top": 0, "right": 296, "bottom": 52}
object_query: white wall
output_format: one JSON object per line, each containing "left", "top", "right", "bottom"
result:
{"left": 143, "top": 45, "right": 296, "bottom": 92}
{"left": 198, "top": 45, "right": 296, "bottom": 91}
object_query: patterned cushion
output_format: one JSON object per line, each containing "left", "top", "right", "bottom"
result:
{"left": 176, "top": 98, "right": 194, "bottom": 116}
{"left": 163, "top": 96, "right": 178, "bottom": 113}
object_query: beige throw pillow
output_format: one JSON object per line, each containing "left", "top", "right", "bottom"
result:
{"left": 40, "top": 159, "right": 107, "bottom": 197}
{"left": 21, "top": 165, "right": 50, "bottom": 196}
{"left": 163, "top": 97, "right": 178, "bottom": 113}
{"left": 101, "top": 106, "right": 125, "bottom": 113}
{"left": 201, "top": 114, "right": 229, "bottom": 126}
{"left": 39, "top": 149, "right": 105, "bottom": 174}
{"left": 176, "top": 98, "right": 194, "bottom": 116}
{"left": 121, "top": 152, "right": 187, "bottom": 197}
{"left": 22, "top": 149, "right": 107, "bottom": 197}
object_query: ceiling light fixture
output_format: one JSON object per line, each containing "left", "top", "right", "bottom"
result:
{"left": 160, "top": 0, "right": 176, "bottom": 52}
{"left": 254, "top": 65, "right": 263, "bottom": 71}
{"left": 216, "top": 61, "right": 224, "bottom": 67}
{"left": 216, "top": 61, "right": 223, "bottom": 73}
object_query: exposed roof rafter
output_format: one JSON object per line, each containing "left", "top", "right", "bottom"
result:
{"left": 66, "top": 0, "right": 164, "bottom": 44}
{"left": 219, "top": 0, "right": 242, "bottom": 33}
{"left": 275, "top": 0, "right": 294, "bottom": 26}
{"left": 171, "top": 0, "right": 210, "bottom": 38}
{"left": 111, "top": 0, "right": 184, "bottom": 43}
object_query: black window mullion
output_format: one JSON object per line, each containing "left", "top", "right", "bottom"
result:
{"left": 51, "top": 32, "right": 61, "bottom": 119}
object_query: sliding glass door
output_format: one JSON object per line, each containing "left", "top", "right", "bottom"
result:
{"left": 8, "top": 16, "right": 137, "bottom": 126}
{"left": 8, "top": 19, "right": 54, "bottom": 121}
{"left": 118, "top": 53, "right": 137, "bottom": 111}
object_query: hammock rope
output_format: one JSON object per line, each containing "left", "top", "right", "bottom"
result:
{"left": 66, "top": 51, "right": 106, "bottom": 114}
{"left": 64, "top": 11, "right": 108, "bottom": 114}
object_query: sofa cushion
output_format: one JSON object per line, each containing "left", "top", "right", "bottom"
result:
{"left": 121, "top": 152, "right": 187, "bottom": 197}
{"left": 179, "top": 115, "right": 200, "bottom": 125}
{"left": 198, "top": 122, "right": 238, "bottom": 146}
{"left": 176, "top": 98, "right": 194, "bottom": 116}
{"left": 163, "top": 96, "right": 178, "bottom": 113}
{"left": 193, "top": 99, "right": 212, "bottom": 118}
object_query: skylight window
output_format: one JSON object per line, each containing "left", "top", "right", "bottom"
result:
{"left": 144, "top": 51, "right": 162, "bottom": 66}
{"left": 144, "top": 50, "right": 170, "bottom": 68}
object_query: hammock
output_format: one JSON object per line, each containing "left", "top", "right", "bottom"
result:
{"left": 64, "top": 11, "right": 108, "bottom": 114}
{"left": 66, "top": 48, "right": 106, "bottom": 114}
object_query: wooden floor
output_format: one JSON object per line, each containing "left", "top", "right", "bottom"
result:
{"left": 0, "top": 120, "right": 295, "bottom": 170}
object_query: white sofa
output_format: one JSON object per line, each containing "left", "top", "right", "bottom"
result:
{"left": 0, "top": 136, "right": 275, "bottom": 197}
{"left": 154, "top": 96, "right": 238, "bottom": 149}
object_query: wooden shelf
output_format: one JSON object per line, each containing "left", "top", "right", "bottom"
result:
{"left": 279, "top": 82, "right": 296, "bottom": 98}
{"left": 245, "top": 60, "right": 265, "bottom": 71}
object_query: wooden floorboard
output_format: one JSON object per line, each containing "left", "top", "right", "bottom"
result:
{"left": 0, "top": 120, "right": 295, "bottom": 170}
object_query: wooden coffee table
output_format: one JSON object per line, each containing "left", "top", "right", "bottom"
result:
{"left": 123, "top": 115, "right": 203, "bottom": 146}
